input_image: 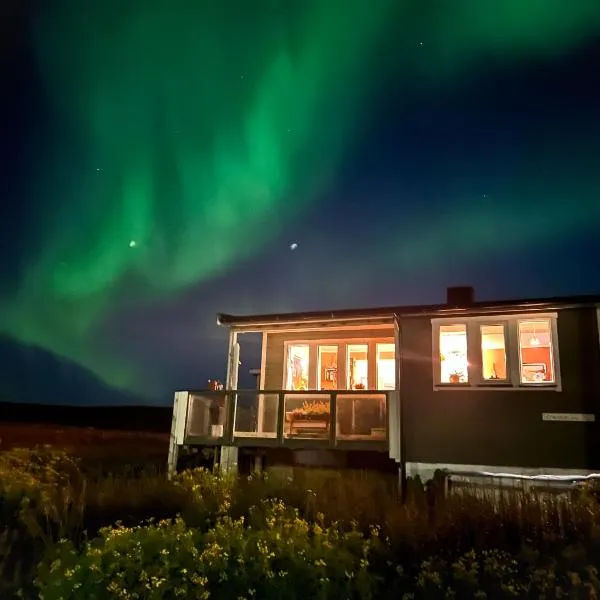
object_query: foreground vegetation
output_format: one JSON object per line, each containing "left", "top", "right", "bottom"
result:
{"left": 1, "top": 446, "right": 600, "bottom": 598}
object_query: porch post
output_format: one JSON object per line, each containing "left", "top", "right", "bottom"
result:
{"left": 167, "top": 391, "right": 190, "bottom": 480}
{"left": 257, "top": 332, "right": 267, "bottom": 433}
{"left": 393, "top": 315, "right": 406, "bottom": 502}
{"left": 220, "top": 329, "right": 239, "bottom": 473}
{"left": 226, "top": 330, "right": 239, "bottom": 390}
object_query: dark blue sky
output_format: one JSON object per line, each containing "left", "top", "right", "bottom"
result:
{"left": 1, "top": 3, "right": 600, "bottom": 405}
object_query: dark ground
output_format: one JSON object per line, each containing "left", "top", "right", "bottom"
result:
{"left": 0, "top": 401, "right": 172, "bottom": 463}
{"left": 0, "top": 401, "right": 172, "bottom": 431}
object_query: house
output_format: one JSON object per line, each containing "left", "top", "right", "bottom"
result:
{"left": 168, "top": 286, "right": 600, "bottom": 486}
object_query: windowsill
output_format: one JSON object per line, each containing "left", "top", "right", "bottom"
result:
{"left": 434, "top": 383, "right": 561, "bottom": 392}
{"left": 435, "top": 383, "right": 471, "bottom": 388}
{"left": 518, "top": 382, "right": 558, "bottom": 388}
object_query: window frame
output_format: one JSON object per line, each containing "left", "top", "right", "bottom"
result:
{"left": 317, "top": 344, "right": 339, "bottom": 390}
{"left": 516, "top": 318, "right": 558, "bottom": 386}
{"left": 431, "top": 312, "right": 561, "bottom": 392}
{"left": 347, "top": 343, "right": 369, "bottom": 390}
{"left": 281, "top": 338, "right": 396, "bottom": 391}
{"left": 284, "top": 343, "right": 311, "bottom": 391}
{"left": 438, "top": 323, "right": 470, "bottom": 385}
{"left": 477, "top": 322, "right": 510, "bottom": 385}
{"left": 376, "top": 342, "right": 396, "bottom": 390}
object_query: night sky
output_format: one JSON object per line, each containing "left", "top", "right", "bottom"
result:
{"left": 1, "top": 1, "right": 600, "bottom": 406}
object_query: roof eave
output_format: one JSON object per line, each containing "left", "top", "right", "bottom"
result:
{"left": 217, "top": 296, "right": 600, "bottom": 330}
{"left": 217, "top": 312, "right": 395, "bottom": 329}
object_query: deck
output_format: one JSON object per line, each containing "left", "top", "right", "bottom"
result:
{"left": 173, "top": 389, "right": 396, "bottom": 451}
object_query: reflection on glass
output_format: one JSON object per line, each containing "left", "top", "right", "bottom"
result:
{"left": 336, "top": 393, "right": 386, "bottom": 440}
{"left": 439, "top": 324, "right": 468, "bottom": 383}
{"left": 481, "top": 325, "right": 507, "bottom": 380}
{"left": 286, "top": 344, "right": 309, "bottom": 390}
{"left": 376, "top": 343, "right": 395, "bottom": 389}
{"left": 518, "top": 320, "right": 555, "bottom": 383}
{"left": 318, "top": 345, "right": 338, "bottom": 390}
{"left": 347, "top": 344, "right": 368, "bottom": 389}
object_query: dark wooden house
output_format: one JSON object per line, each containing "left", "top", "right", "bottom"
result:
{"left": 168, "top": 287, "right": 600, "bottom": 484}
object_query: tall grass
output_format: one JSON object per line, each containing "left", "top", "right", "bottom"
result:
{"left": 1, "top": 446, "right": 600, "bottom": 598}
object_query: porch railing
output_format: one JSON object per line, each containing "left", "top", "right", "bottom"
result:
{"left": 183, "top": 390, "right": 392, "bottom": 447}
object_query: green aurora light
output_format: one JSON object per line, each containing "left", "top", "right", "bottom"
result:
{"left": 2, "top": 1, "right": 600, "bottom": 396}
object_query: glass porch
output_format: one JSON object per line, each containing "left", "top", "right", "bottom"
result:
{"left": 184, "top": 390, "right": 391, "bottom": 447}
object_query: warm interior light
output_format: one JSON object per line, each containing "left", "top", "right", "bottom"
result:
{"left": 376, "top": 343, "right": 395, "bottom": 390}
{"left": 480, "top": 325, "right": 507, "bottom": 380}
{"left": 518, "top": 319, "right": 554, "bottom": 383}
{"left": 348, "top": 344, "right": 368, "bottom": 389}
{"left": 439, "top": 324, "right": 468, "bottom": 383}
{"left": 287, "top": 345, "right": 309, "bottom": 390}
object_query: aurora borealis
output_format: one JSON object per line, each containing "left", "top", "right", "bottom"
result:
{"left": 2, "top": 1, "right": 600, "bottom": 403}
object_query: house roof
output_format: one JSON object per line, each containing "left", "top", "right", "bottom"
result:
{"left": 217, "top": 291, "right": 600, "bottom": 330}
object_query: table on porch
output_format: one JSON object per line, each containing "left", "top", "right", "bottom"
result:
{"left": 286, "top": 413, "right": 330, "bottom": 436}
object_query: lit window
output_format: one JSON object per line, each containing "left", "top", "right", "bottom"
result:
{"left": 318, "top": 345, "right": 338, "bottom": 390}
{"left": 518, "top": 320, "right": 555, "bottom": 383}
{"left": 439, "top": 324, "right": 468, "bottom": 383}
{"left": 376, "top": 343, "right": 395, "bottom": 390}
{"left": 347, "top": 344, "right": 368, "bottom": 389}
{"left": 480, "top": 325, "right": 507, "bottom": 380}
{"left": 286, "top": 345, "right": 309, "bottom": 390}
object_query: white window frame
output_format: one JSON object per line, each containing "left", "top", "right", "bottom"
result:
{"left": 281, "top": 338, "right": 396, "bottom": 391}
{"left": 346, "top": 343, "right": 369, "bottom": 389}
{"left": 432, "top": 312, "right": 561, "bottom": 392}
{"left": 317, "top": 344, "right": 340, "bottom": 390}
{"left": 284, "top": 343, "right": 311, "bottom": 390}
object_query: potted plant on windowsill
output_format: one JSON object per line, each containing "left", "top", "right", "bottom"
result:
{"left": 449, "top": 371, "right": 463, "bottom": 384}
{"left": 289, "top": 400, "right": 330, "bottom": 421}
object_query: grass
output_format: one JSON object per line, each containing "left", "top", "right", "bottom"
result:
{"left": 1, "top": 438, "right": 600, "bottom": 598}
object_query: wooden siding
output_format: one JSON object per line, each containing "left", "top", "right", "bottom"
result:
{"left": 400, "top": 307, "right": 600, "bottom": 470}
{"left": 263, "top": 327, "right": 395, "bottom": 390}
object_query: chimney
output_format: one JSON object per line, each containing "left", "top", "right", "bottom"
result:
{"left": 446, "top": 286, "right": 475, "bottom": 307}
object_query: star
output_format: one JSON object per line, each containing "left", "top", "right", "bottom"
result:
{"left": 290, "top": 242, "right": 298, "bottom": 251}
{"left": 129, "top": 240, "right": 137, "bottom": 248}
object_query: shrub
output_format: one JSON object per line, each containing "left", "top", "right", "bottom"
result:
{"left": 35, "top": 502, "right": 381, "bottom": 600}
{"left": 5, "top": 447, "right": 600, "bottom": 598}
{"left": 34, "top": 513, "right": 600, "bottom": 599}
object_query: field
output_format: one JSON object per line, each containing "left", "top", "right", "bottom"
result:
{"left": 0, "top": 422, "right": 169, "bottom": 467}
{"left": 1, "top": 419, "right": 600, "bottom": 599}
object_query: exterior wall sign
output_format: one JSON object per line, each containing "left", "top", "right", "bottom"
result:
{"left": 542, "top": 412, "right": 595, "bottom": 422}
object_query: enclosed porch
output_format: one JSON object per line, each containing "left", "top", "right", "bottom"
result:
{"left": 177, "top": 389, "right": 397, "bottom": 450}
{"left": 167, "top": 313, "right": 403, "bottom": 476}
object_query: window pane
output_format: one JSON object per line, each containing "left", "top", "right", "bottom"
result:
{"left": 376, "top": 343, "right": 395, "bottom": 390}
{"left": 347, "top": 344, "right": 368, "bottom": 389}
{"left": 318, "top": 345, "right": 338, "bottom": 390}
{"left": 439, "top": 324, "right": 468, "bottom": 383}
{"left": 518, "top": 320, "right": 555, "bottom": 383}
{"left": 480, "top": 325, "right": 507, "bottom": 380}
{"left": 286, "top": 345, "right": 309, "bottom": 390}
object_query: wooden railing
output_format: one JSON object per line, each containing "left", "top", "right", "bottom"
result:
{"left": 183, "top": 389, "right": 392, "bottom": 448}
